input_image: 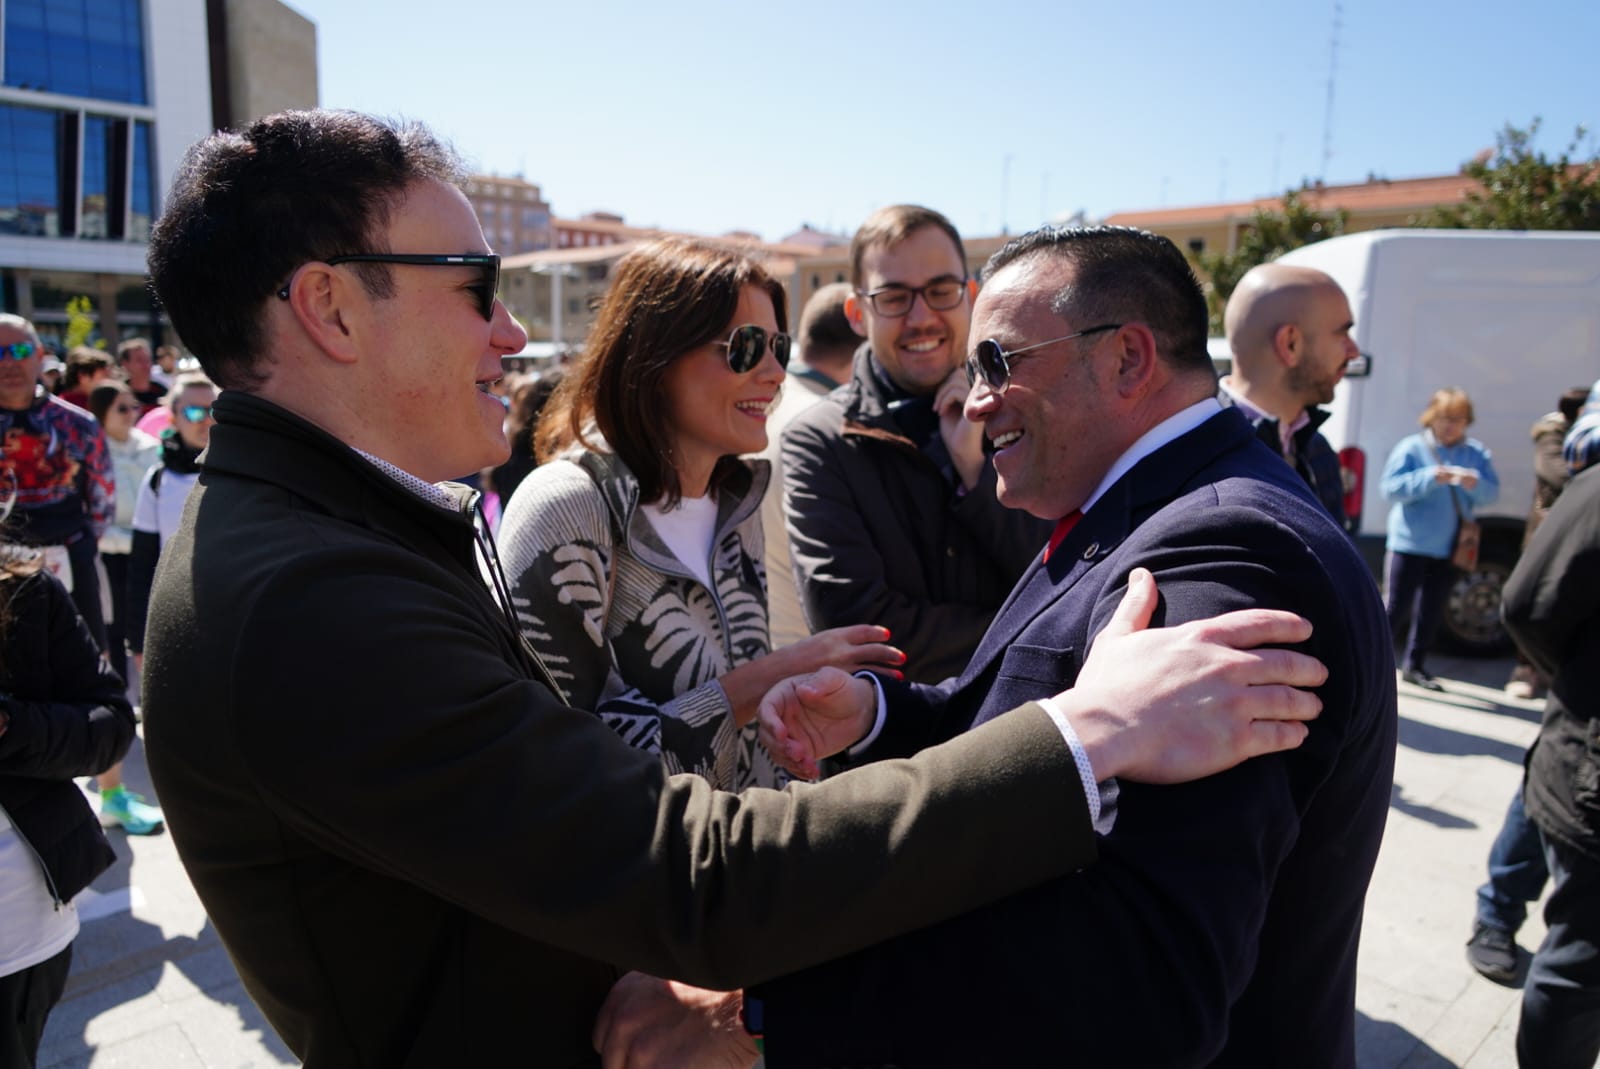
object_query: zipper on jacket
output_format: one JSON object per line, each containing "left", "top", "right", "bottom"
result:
{"left": 0, "top": 799, "right": 65, "bottom": 908}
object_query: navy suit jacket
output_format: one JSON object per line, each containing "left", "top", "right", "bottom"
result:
{"left": 755, "top": 407, "right": 1398, "bottom": 1068}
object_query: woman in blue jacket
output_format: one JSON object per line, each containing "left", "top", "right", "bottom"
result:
{"left": 1381, "top": 387, "right": 1500, "bottom": 690}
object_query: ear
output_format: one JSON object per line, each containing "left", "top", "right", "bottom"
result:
{"left": 1110, "top": 323, "right": 1160, "bottom": 399}
{"left": 843, "top": 293, "right": 869, "bottom": 338}
{"left": 1273, "top": 323, "right": 1300, "bottom": 367}
{"left": 280, "top": 264, "right": 362, "bottom": 366}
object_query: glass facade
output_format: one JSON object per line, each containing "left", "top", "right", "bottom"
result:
{"left": 129, "top": 118, "right": 151, "bottom": 240}
{"left": 0, "top": 102, "right": 61, "bottom": 236}
{"left": 3, "top": 0, "right": 148, "bottom": 104}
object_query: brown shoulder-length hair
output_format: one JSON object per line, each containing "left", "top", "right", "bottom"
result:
{"left": 536, "top": 236, "right": 788, "bottom": 507}
{"left": 1419, "top": 387, "right": 1474, "bottom": 427}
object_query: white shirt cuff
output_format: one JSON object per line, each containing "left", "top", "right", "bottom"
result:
{"left": 846, "top": 672, "right": 890, "bottom": 756}
{"left": 1036, "top": 695, "right": 1105, "bottom": 829}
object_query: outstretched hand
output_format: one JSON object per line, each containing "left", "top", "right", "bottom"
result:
{"left": 756, "top": 667, "right": 877, "bottom": 781}
{"left": 1063, "top": 567, "right": 1327, "bottom": 784}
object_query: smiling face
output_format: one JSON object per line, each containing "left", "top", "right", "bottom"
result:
{"left": 661, "top": 284, "right": 786, "bottom": 497}
{"left": 850, "top": 225, "right": 972, "bottom": 396}
{"left": 347, "top": 178, "right": 527, "bottom": 482}
{"left": 963, "top": 256, "right": 1128, "bottom": 520}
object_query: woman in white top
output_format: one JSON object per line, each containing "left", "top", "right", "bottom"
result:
{"left": 87, "top": 380, "right": 161, "bottom": 687}
{"left": 499, "top": 238, "right": 902, "bottom": 791}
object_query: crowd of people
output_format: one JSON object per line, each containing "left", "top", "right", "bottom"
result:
{"left": 0, "top": 103, "right": 1594, "bottom": 1068}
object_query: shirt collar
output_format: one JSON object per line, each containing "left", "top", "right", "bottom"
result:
{"left": 353, "top": 448, "right": 459, "bottom": 511}
{"left": 1082, "top": 398, "right": 1223, "bottom": 515}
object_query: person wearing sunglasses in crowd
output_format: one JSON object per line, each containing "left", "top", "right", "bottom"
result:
{"left": 138, "top": 111, "right": 1331, "bottom": 1066}
{"left": 780, "top": 205, "right": 1050, "bottom": 686}
{"left": 0, "top": 314, "right": 114, "bottom": 657}
{"left": 88, "top": 381, "right": 161, "bottom": 687}
{"left": 604, "top": 227, "right": 1397, "bottom": 1068}
{"left": 498, "top": 237, "right": 902, "bottom": 791}
{"left": 125, "top": 374, "right": 217, "bottom": 681}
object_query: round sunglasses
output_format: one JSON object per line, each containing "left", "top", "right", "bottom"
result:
{"left": 965, "top": 323, "right": 1122, "bottom": 393}
{"left": 714, "top": 324, "right": 791, "bottom": 374}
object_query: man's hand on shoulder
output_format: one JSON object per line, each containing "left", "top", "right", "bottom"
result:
{"left": 756, "top": 667, "right": 876, "bottom": 780}
{"left": 1063, "top": 567, "right": 1327, "bottom": 784}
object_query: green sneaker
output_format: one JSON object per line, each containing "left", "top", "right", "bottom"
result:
{"left": 99, "top": 786, "right": 165, "bottom": 835}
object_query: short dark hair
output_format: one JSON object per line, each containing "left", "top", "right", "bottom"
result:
{"left": 115, "top": 336, "right": 151, "bottom": 363}
{"left": 849, "top": 204, "right": 966, "bottom": 290}
{"left": 147, "top": 109, "right": 464, "bottom": 390}
{"left": 536, "top": 237, "right": 788, "bottom": 507}
{"left": 87, "top": 379, "right": 134, "bottom": 424}
{"left": 796, "top": 281, "right": 858, "bottom": 361}
{"left": 63, "top": 346, "right": 113, "bottom": 391}
{"left": 982, "top": 225, "right": 1213, "bottom": 377}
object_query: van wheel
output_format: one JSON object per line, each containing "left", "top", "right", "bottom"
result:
{"left": 1439, "top": 551, "right": 1516, "bottom": 656}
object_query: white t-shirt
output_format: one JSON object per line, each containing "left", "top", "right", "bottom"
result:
{"left": 641, "top": 495, "right": 718, "bottom": 589}
{"left": 131, "top": 465, "right": 201, "bottom": 548}
{"left": 0, "top": 807, "right": 79, "bottom": 977}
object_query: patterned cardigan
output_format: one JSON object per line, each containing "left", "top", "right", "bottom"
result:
{"left": 497, "top": 450, "right": 785, "bottom": 791}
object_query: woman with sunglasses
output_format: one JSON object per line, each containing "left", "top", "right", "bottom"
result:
{"left": 499, "top": 238, "right": 903, "bottom": 790}
{"left": 87, "top": 381, "right": 161, "bottom": 690}
{"left": 120, "top": 375, "right": 217, "bottom": 835}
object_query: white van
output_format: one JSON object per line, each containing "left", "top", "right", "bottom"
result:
{"left": 1272, "top": 230, "right": 1600, "bottom": 653}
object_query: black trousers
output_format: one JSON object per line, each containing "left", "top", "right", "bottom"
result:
{"left": 1384, "top": 549, "right": 1454, "bottom": 672}
{"left": 101, "top": 551, "right": 131, "bottom": 685}
{"left": 0, "top": 943, "right": 72, "bottom": 1069}
{"left": 1519, "top": 834, "right": 1600, "bottom": 1068}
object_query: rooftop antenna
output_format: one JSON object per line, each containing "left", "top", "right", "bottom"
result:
{"left": 1321, "top": 1, "right": 1343, "bottom": 181}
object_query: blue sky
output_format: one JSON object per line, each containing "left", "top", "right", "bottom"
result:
{"left": 285, "top": 0, "right": 1598, "bottom": 243}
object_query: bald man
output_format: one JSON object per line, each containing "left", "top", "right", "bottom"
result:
{"left": 1221, "top": 263, "right": 1360, "bottom": 527}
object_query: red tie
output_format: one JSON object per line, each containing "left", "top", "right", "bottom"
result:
{"left": 1043, "top": 510, "right": 1082, "bottom": 563}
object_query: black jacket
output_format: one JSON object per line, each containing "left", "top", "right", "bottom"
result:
{"left": 1510, "top": 465, "right": 1600, "bottom": 860}
{"left": 780, "top": 348, "right": 1051, "bottom": 683}
{"left": 1219, "top": 392, "right": 1350, "bottom": 530}
{"left": 0, "top": 567, "right": 134, "bottom": 904}
{"left": 140, "top": 391, "right": 1096, "bottom": 1068}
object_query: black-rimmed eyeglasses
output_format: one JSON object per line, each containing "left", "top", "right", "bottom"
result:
{"left": 713, "top": 324, "right": 791, "bottom": 374}
{"left": 276, "top": 253, "right": 502, "bottom": 321}
{"left": 857, "top": 276, "right": 968, "bottom": 318}
{"left": 965, "top": 323, "right": 1122, "bottom": 393}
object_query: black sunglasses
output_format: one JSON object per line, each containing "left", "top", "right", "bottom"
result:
{"left": 714, "top": 324, "right": 791, "bottom": 374}
{"left": 965, "top": 323, "right": 1122, "bottom": 393}
{"left": 276, "top": 253, "right": 502, "bottom": 321}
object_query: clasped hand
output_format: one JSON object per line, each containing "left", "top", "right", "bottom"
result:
{"left": 759, "top": 567, "right": 1327, "bottom": 784}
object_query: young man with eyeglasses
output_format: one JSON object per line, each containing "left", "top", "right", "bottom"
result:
{"left": 0, "top": 314, "right": 114, "bottom": 652}
{"left": 780, "top": 205, "right": 1050, "bottom": 684}
{"left": 138, "top": 112, "right": 1332, "bottom": 1066}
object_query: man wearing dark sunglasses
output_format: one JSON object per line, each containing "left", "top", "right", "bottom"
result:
{"left": 0, "top": 313, "right": 114, "bottom": 649}
{"left": 737, "top": 226, "right": 1398, "bottom": 1067}
{"left": 138, "top": 112, "right": 1329, "bottom": 1067}
{"left": 781, "top": 205, "right": 1050, "bottom": 684}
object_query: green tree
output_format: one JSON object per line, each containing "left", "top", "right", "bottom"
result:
{"left": 62, "top": 295, "right": 99, "bottom": 351}
{"left": 1419, "top": 119, "right": 1600, "bottom": 231}
{"left": 1195, "top": 188, "right": 1348, "bottom": 335}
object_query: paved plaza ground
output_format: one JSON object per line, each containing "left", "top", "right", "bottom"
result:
{"left": 39, "top": 652, "right": 1546, "bottom": 1067}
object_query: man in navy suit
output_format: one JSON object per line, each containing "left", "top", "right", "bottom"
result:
{"left": 595, "top": 227, "right": 1396, "bottom": 1067}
